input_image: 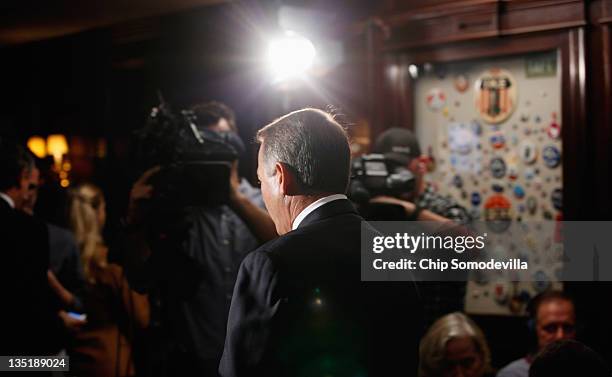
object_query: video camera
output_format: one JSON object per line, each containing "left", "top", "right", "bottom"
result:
{"left": 133, "top": 94, "right": 238, "bottom": 208}
{"left": 348, "top": 154, "right": 415, "bottom": 204}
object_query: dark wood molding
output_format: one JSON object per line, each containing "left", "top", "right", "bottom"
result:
{"left": 385, "top": 31, "right": 565, "bottom": 63}
{"left": 499, "top": 0, "right": 586, "bottom": 35}
{"left": 383, "top": 2, "right": 500, "bottom": 50}
{"left": 365, "top": 20, "right": 387, "bottom": 139}
{"left": 587, "top": 1, "right": 612, "bottom": 218}
{"left": 380, "top": 0, "right": 586, "bottom": 51}
{"left": 589, "top": 0, "right": 612, "bottom": 24}
{"left": 560, "top": 28, "right": 588, "bottom": 219}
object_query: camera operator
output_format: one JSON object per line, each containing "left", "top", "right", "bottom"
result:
{"left": 123, "top": 101, "right": 275, "bottom": 377}
{"left": 355, "top": 128, "right": 472, "bottom": 328}
{"left": 369, "top": 127, "right": 471, "bottom": 224}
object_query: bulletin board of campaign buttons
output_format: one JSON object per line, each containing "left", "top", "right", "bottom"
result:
{"left": 412, "top": 51, "right": 563, "bottom": 316}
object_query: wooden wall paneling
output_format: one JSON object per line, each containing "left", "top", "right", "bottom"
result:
{"left": 386, "top": 31, "right": 564, "bottom": 62}
{"left": 560, "top": 28, "right": 588, "bottom": 219}
{"left": 588, "top": 0, "right": 612, "bottom": 219}
{"left": 397, "top": 54, "right": 415, "bottom": 131}
{"left": 379, "top": 0, "right": 587, "bottom": 50}
{"left": 378, "top": 53, "right": 415, "bottom": 131}
{"left": 365, "top": 19, "right": 388, "bottom": 141}
{"left": 384, "top": 2, "right": 499, "bottom": 50}
{"left": 500, "top": 0, "right": 586, "bottom": 35}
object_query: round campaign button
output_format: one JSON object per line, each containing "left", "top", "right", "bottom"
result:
{"left": 454, "top": 74, "right": 469, "bottom": 92}
{"left": 527, "top": 196, "right": 538, "bottom": 215}
{"left": 508, "top": 165, "right": 519, "bottom": 180}
{"left": 519, "top": 140, "right": 538, "bottom": 165}
{"left": 547, "top": 121, "right": 561, "bottom": 139}
{"left": 490, "top": 157, "right": 507, "bottom": 178}
{"left": 542, "top": 145, "right": 561, "bottom": 168}
{"left": 524, "top": 167, "right": 536, "bottom": 181}
{"left": 492, "top": 183, "right": 504, "bottom": 193}
{"left": 450, "top": 127, "right": 474, "bottom": 155}
{"left": 514, "top": 185, "right": 525, "bottom": 199}
{"left": 484, "top": 194, "right": 512, "bottom": 232}
{"left": 490, "top": 131, "right": 506, "bottom": 149}
{"left": 551, "top": 188, "right": 562, "bottom": 210}
{"left": 471, "top": 192, "right": 482, "bottom": 206}
{"left": 533, "top": 270, "right": 551, "bottom": 293}
{"left": 453, "top": 174, "right": 464, "bottom": 188}
{"left": 426, "top": 88, "right": 446, "bottom": 111}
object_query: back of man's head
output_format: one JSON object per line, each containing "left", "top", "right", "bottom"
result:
{"left": 257, "top": 108, "right": 350, "bottom": 195}
{"left": 529, "top": 340, "right": 609, "bottom": 377}
{"left": 0, "top": 139, "right": 34, "bottom": 192}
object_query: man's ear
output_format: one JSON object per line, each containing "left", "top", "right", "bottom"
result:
{"left": 276, "top": 162, "right": 300, "bottom": 196}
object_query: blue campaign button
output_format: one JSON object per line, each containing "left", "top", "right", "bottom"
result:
{"left": 542, "top": 145, "right": 561, "bottom": 168}
{"left": 490, "top": 132, "right": 506, "bottom": 149}
{"left": 551, "top": 188, "right": 562, "bottom": 210}
{"left": 514, "top": 185, "right": 525, "bottom": 199}
{"left": 471, "top": 192, "right": 482, "bottom": 206}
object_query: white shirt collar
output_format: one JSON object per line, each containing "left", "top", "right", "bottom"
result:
{"left": 292, "top": 194, "right": 347, "bottom": 230}
{"left": 0, "top": 192, "right": 15, "bottom": 209}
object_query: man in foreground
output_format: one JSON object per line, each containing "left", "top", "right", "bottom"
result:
{"left": 219, "top": 108, "right": 421, "bottom": 377}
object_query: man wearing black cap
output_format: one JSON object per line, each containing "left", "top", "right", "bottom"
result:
{"left": 371, "top": 127, "right": 471, "bottom": 327}
{"left": 371, "top": 127, "right": 471, "bottom": 224}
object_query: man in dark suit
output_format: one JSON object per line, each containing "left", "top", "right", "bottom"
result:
{"left": 219, "top": 108, "right": 421, "bottom": 377}
{"left": 0, "top": 140, "right": 64, "bottom": 355}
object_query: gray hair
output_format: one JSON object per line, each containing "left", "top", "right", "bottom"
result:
{"left": 256, "top": 108, "right": 350, "bottom": 195}
{"left": 419, "top": 312, "right": 492, "bottom": 377}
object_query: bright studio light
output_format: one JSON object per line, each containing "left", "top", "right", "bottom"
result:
{"left": 266, "top": 31, "right": 316, "bottom": 82}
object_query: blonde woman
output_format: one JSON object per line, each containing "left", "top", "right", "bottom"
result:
{"left": 67, "top": 183, "right": 149, "bottom": 377}
{"left": 420, "top": 312, "right": 494, "bottom": 377}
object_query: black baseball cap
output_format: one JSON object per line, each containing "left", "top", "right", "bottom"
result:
{"left": 372, "top": 127, "right": 422, "bottom": 166}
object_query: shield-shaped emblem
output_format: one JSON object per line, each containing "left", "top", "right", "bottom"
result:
{"left": 474, "top": 68, "right": 517, "bottom": 124}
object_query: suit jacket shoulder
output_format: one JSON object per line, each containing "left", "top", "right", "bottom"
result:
{"left": 220, "top": 199, "right": 422, "bottom": 377}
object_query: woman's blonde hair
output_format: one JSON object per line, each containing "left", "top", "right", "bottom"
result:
{"left": 69, "top": 183, "right": 106, "bottom": 283}
{"left": 419, "top": 312, "right": 492, "bottom": 377}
